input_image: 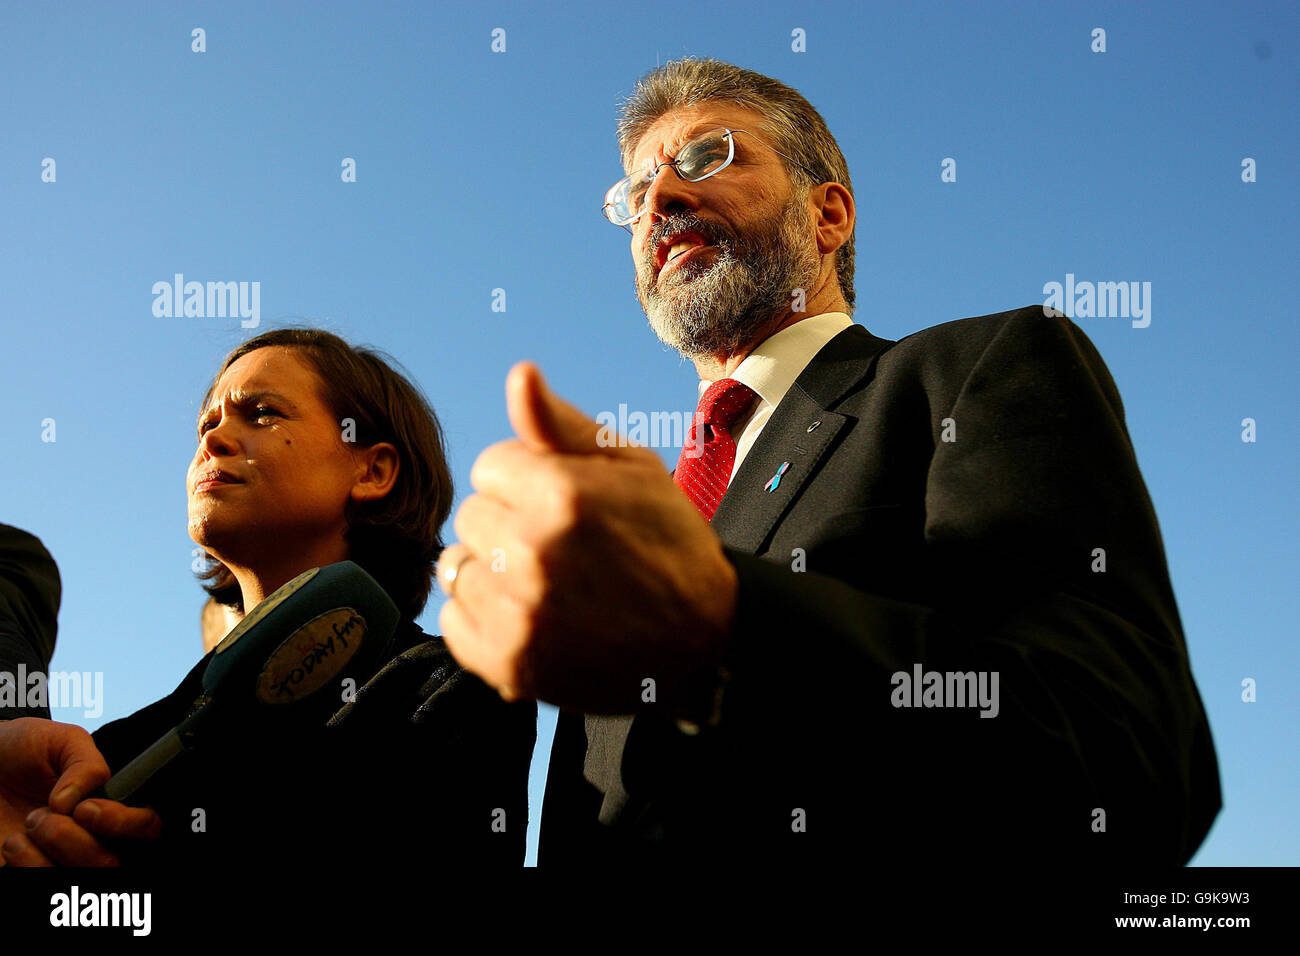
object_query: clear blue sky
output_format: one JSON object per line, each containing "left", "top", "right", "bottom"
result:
{"left": 1, "top": 0, "right": 1295, "bottom": 867}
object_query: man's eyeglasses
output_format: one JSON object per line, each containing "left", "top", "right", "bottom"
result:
{"left": 602, "top": 127, "right": 820, "bottom": 232}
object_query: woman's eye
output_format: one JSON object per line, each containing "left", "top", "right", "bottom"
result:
{"left": 198, "top": 406, "right": 279, "bottom": 436}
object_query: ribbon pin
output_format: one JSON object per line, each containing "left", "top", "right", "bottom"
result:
{"left": 764, "top": 461, "right": 791, "bottom": 493}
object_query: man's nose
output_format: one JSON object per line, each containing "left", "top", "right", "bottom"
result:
{"left": 641, "top": 160, "right": 700, "bottom": 233}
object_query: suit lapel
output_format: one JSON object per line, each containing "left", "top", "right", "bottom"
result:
{"left": 710, "top": 324, "right": 894, "bottom": 554}
{"left": 585, "top": 325, "right": 894, "bottom": 786}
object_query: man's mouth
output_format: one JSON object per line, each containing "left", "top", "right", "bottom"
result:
{"left": 667, "top": 238, "right": 702, "bottom": 261}
{"left": 660, "top": 243, "right": 715, "bottom": 277}
{"left": 655, "top": 230, "right": 712, "bottom": 272}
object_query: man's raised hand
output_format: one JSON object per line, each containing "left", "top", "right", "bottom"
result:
{"left": 438, "top": 361, "right": 737, "bottom": 717}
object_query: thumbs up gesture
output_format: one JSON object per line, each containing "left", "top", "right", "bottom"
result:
{"left": 438, "top": 362, "right": 738, "bottom": 716}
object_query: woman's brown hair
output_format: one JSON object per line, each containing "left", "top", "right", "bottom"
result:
{"left": 195, "top": 328, "right": 453, "bottom": 621}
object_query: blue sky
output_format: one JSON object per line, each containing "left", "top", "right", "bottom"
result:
{"left": 1, "top": 0, "right": 1295, "bottom": 866}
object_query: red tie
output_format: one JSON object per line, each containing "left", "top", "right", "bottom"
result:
{"left": 674, "top": 378, "right": 758, "bottom": 521}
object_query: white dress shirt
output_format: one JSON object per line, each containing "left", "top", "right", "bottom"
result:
{"left": 696, "top": 312, "right": 855, "bottom": 485}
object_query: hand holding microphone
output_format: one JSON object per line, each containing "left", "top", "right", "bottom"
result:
{"left": 0, "top": 717, "right": 160, "bottom": 866}
{"left": 99, "top": 559, "right": 399, "bottom": 804}
{"left": 1, "top": 560, "right": 398, "bottom": 865}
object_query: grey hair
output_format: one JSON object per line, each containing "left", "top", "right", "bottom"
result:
{"left": 616, "top": 57, "right": 855, "bottom": 311}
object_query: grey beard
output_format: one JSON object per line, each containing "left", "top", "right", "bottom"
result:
{"left": 638, "top": 200, "right": 821, "bottom": 359}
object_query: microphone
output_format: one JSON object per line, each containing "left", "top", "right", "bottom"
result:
{"left": 98, "top": 560, "right": 399, "bottom": 804}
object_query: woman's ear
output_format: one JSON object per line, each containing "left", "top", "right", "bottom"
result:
{"left": 351, "top": 442, "right": 400, "bottom": 503}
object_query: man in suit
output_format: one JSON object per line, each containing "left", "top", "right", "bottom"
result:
{"left": 435, "top": 57, "right": 1221, "bottom": 867}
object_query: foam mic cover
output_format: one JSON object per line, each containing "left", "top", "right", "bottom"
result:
{"left": 98, "top": 560, "right": 399, "bottom": 804}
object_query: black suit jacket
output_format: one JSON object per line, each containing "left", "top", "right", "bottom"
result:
{"left": 93, "top": 620, "right": 537, "bottom": 868}
{"left": 540, "top": 305, "right": 1221, "bottom": 868}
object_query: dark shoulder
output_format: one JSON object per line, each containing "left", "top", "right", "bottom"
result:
{"left": 816, "top": 305, "right": 1061, "bottom": 390}
{"left": 868, "top": 304, "right": 1103, "bottom": 389}
{"left": 886, "top": 302, "right": 1094, "bottom": 354}
{"left": 0, "top": 524, "right": 60, "bottom": 587}
{"left": 329, "top": 620, "right": 535, "bottom": 738}
{"left": 0, "top": 523, "right": 62, "bottom": 664}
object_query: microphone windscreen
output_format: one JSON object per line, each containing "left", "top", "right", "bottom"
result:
{"left": 96, "top": 561, "right": 399, "bottom": 805}
{"left": 202, "top": 560, "right": 399, "bottom": 713}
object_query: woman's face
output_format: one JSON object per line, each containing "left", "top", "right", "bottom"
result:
{"left": 187, "top": 346, "right": 364, "bottom": 566}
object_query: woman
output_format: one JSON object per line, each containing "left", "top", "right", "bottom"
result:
{"left": 0, "top": 329, "right": 536, "bottom": 867}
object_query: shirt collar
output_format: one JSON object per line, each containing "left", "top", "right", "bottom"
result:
{"left": 697, "top": 312, "right": 855, "bottom": 409}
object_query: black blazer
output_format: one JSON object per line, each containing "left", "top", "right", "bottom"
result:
{"left": 540, "top": 305, "right": 1221, "bottom": 868}
{"left": 92, "top": 619, "right": 537, "bottom": 868}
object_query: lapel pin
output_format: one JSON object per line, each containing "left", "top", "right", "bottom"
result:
{"left": 764, "top": 461, "right": 791, "bottom": 492}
